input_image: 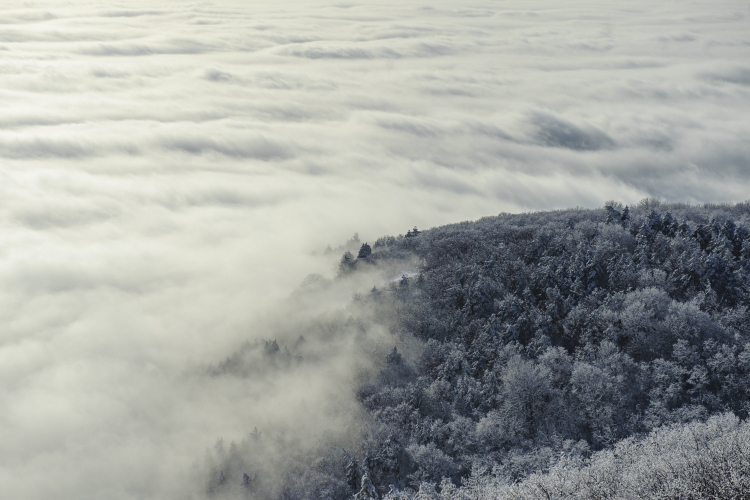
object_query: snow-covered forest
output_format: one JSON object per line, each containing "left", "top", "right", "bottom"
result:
{"left": 204, "top": 199, "right": 750, "bottom": 499}
{"left": 4, "top": 2, "right": 750, "bottom": 498}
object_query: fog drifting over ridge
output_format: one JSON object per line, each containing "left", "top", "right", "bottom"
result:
{"left": 0, "top": 0, "right": 749, "bottom": 498}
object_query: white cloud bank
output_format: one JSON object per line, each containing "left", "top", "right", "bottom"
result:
{"left": 0, "top": 0, "right": 748, "bottom": 498}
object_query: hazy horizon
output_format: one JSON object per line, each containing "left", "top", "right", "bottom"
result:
{"left": 1, "top": 1, "right": 749, "bottom": 498}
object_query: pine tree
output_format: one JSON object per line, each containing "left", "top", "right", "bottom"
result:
{"left": 339, "top": 251, "right": 356, "bottom": 276}
{"left": 385, "top": 347, "right": 402, "bottom": 365}
{"left": 354, "top": 471, "right": 379, "bottom": 500}
{"left": 241, "top": 473, "right": 253, "bottom": 489}
{"left": 621, "top": 205, "right": 631, "bottom": 225}
{"left": 345, "top": 454, "right": 361, "bottom": 492}
{"left": 693, "top": 224, "right": 712, "bottom": 252}
{"left": 605, "top": 205, "right": 621, "bottom": 224}
{"left": 646, "top": 210, "right": 663, "bottom": 235}
{"left": 662, "top": 212, "right": 678, "bottom": 237}
{"left": 358, "top": 243, "right": 373, "bottom": 259}
{"left": 264, "top": 339, "right": 280, "bottom": 356}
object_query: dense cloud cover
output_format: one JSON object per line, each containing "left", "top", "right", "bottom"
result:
{"left": 0, "top": 0, "right": 748, "bottom": 498}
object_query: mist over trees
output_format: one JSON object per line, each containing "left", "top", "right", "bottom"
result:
{"left": 206, "top": 200, "right": 750, "bottom": 499}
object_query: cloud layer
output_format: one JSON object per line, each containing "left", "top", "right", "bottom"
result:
{"left": 1, "top": 0, "right": 749, "bottom": 498}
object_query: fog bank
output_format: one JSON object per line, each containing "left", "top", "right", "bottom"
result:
{"left": 1, "top": 0, "right": 749, "bottom": 498}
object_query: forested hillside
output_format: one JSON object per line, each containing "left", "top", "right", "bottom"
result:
{"left": 207, "top": 200, "right": 750, "bottom": 499}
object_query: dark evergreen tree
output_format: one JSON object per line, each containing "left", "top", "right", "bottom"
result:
{"left": 621, "top": 205, "right": 631, "bottom": 225}
{"left": 345, "top": 454, "right": 360, "bottom": 492}
{"left": 358, "top": 243, "right": 373, "bottom": 259}
{"left": 605, "top": 205, "right": 621, "bottom": 224}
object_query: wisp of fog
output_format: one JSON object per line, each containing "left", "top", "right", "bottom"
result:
{"left": 0, "top": 0, "right": 748, "bottom": 498}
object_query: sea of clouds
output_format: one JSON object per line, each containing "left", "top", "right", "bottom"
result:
{"left": 0, "top": 0, "right": 748, "bottom": 498}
